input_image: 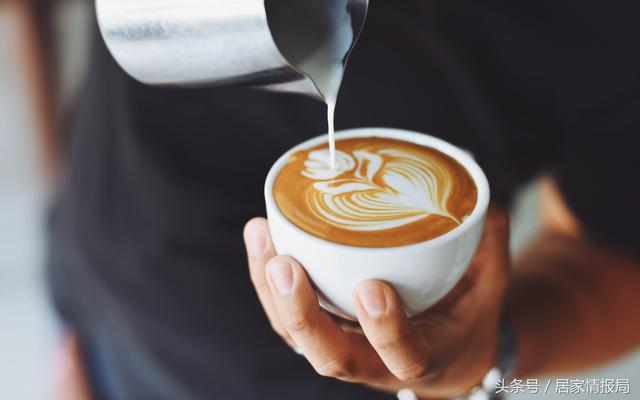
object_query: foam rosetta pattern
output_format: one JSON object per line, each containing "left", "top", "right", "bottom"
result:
{"left": 273, "top": 137, "right": 478, "bottom": 247}
{"left": 303, "top": 148, "right": 459, "bottom": 231}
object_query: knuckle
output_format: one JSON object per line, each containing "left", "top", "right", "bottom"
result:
{"left": 375, "top": 328, "right": 410, "bottom": 354}
{"left": 391, "top": 358, "right": 430, "bottom": 381}
{"left": 375, "top": 339, "right": 398, "bottom": 354}
{"left": 283, "top": 312, "right": 313, "bottom": 334}
{"left": 315, "top": 355, "right": 354, "bottom": 379}
{"left": 274, "top": 327, "right": 296, "bottom": 348}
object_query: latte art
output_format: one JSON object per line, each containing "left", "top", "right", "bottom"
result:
{"left": 304, "top": 148, "right": 460, "bottom": 231}
{"left": 274, "top": 137, "right": 478, "bottom": 247}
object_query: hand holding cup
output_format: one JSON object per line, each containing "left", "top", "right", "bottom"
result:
{"left": 244, "top": 208, "right": 510, "bottom": 397}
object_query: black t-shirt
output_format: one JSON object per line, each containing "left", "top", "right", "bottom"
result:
{"left": 48, "top": 1, "right": 640, "bottom": 399}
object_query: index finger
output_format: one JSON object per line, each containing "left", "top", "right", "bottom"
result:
{"left": 244, "top": 218, "right": 293, "bottom": 346}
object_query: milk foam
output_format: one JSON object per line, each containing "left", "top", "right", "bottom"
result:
{"left": 301, "top": 147, "right": 459, "bottom": 231}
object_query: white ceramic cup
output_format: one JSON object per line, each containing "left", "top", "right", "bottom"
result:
{"left": 265, "top": 128, "right": 490, "bottom": 319}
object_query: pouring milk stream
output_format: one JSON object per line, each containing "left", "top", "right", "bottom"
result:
{"left": 268, "top": 0, "right": 356, "bottom": 170}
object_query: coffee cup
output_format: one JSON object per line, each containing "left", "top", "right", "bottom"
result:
{"left": 264, "top": 128, "right": 490, "bottom": 319}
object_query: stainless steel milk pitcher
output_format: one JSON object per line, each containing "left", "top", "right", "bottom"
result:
{"left": 96, "top": 0, "right": 368, "bottom": 99}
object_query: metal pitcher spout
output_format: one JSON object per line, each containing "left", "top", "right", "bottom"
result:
{"left": 96, "top": 0, "right": 369, "bottom": 100}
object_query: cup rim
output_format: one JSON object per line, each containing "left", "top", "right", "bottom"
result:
{"left": 265, "top": 127, "right": 490, "bottom": 252}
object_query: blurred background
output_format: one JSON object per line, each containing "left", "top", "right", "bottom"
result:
{"left": 1, "top": 0, "right": 89, "bottom": 398}
{"left": 0, "top": 1, "right": 638, "bottom": 399}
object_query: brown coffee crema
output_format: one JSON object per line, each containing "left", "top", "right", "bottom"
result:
{"left": 273, "top": 137, "right": 478, "bottom": 247}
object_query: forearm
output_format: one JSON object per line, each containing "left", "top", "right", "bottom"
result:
{"left": 13, "top": 0, "right": 59, "bottom": 179}
{"left": 508, "top": 232, "right": 640, "bottom": 378}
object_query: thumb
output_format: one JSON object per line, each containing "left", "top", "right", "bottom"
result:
{"left": 354, "top": 281, "right": 432, "bottom": 381}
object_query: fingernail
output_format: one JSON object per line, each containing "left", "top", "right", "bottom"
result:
{"left": 247, "top": 228, "right": 267, "bottom": 257}
{"left": 268, "top": 261, "right": 294, "bottom": 296}
{"left": 358, "top": 284, "right": 387, "bottom": 318}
